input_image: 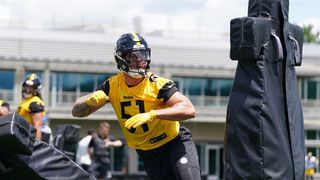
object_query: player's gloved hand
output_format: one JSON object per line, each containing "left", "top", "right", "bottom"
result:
{"left": 124, "top": 110, "right": 157, "bottom": 129}
{"left": 85, "top": 90, "right": 109, "bottom": 106}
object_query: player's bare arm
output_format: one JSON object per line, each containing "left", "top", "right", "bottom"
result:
{"left": 87, "top": 147, "right": 94, "bottom": 160}
{"left": 156, "top": 91, "right": 196, "bottom": 121}
{"left": 0, "top": 106, "right": 9, "bottom": 116}
{"left": 105, "top": 139, "right": 123, "bottom": 147}
{"left": 125, "top": 91, "right": 195, "bottom": 129}
{"left": 31, "top": 112, "right": 43, "bottom": 140}
{"left": 72, "top": 90, "right": 109, "bottom": 117}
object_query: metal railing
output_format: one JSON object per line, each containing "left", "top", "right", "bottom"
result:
{"left": 1, "top": 89, "right": 319, "bottom": 120}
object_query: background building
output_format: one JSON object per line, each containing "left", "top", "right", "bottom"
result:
{"left": 1, "top": 29, "right": 320, "bottom": 179}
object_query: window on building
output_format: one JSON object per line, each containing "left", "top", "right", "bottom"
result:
{"left": 197, "top": 143, "right": 222, "bottom": 177}
{"left": 138, "top": 156, "right": 145, "bottom": 172}
{"left": 196, "top": 143, "right": 206, "bottom": 173}
{"left": 208, "top": 148, "right": 217, "bottom": 175}
{"left": 306, "top": 130, "right": 317, "bottom": 140}
{"left": 0, "top": 70, "right": 14, "bottom": 90}
{"left": 205, "top": 80, "right": 218, "bottom": 96}
{"left": 80, "top": 74, "right": 95, "bottom": 92}
{"left": 50, "top": 72, "right": 111, "bottom": 105}
{"left": 61, "top": 73, "right": 77, "bottom": 91}
{"left": 0, "top": 69, "right": 15, "bottom": 103}
{"left": 219, "top": 79, "right": 233, "bottom": 97}
{"left": 307, "top": 81, "right": 317, "bottom": 99}
{"left": 301, "top": 78, "right": 319, "bottom": 100}
{"left": 173, "top": 77, "right": 233, "bottom": 106}
{"left": 186, "top": 78, "right": 203, "bottom": 96}
{"left": 110, "top": 144, "right": 128, "bottom": 174}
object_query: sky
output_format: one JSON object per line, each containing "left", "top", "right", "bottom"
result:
{"left": 0, "top": 0, "right": 319, "bottom": 40}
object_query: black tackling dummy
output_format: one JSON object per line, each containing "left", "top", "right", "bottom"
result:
{"left": 0, "top": 113, "right": 95, "bottom": 180}
{"left": 224, "top": 0, "right": 304, "bottom": 179}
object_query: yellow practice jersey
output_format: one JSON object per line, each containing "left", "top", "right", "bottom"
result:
{"left": 97, "top": 72, "right": 180, "bottom": 150}
{"left": 16, "top": 96, "right": 45, "bottom": 125}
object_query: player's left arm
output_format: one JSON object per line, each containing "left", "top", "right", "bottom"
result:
{"left": 31, "top": 112, "right": 43, "bottom": 140}
{"left": 125, "top": 84, "right": 196, "bottom": 129}
{"left": 30, "top": 101, "right": 44, "bottom": 140}
{"left": 105, "top": 138, "right": 123, "bottom": 147}
{"left": 154, "top": 91, "right": 196, "bottom": 121}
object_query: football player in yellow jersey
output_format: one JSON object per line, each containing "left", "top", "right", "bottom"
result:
{"left": 17, "top": 73, "right": 45, "bottom": 140}
{"left": 72, "top": 32, "right": 201, "bottom": 180}
{"left": 0, "top": 99, "right": 10, "bottom": 116}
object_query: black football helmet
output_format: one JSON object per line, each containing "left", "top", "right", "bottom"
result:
{"left": 22, "top": 73, "right": 42, "bottom": 98}
{"left": 114, "top": 32, "right": 151, "bottom": 78}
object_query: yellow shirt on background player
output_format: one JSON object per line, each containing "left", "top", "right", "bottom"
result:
{"left": 97, "top": 72, "right": 179, "bottom": 150}
{"left": 17, "top": 96, "right": 45, "bottom": 125}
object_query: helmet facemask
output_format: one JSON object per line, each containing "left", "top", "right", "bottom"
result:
{"left": 22, "top": 85, "right": 35, "bottom": 98}
{"left": 115, "top": 49, "right": 151, "bottom": 78}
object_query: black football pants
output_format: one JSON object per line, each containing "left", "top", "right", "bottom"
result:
{"left": 137, "top": 126, "right": 201, "bottom": 180}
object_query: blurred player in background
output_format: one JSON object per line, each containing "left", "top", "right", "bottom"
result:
{"left": 72, "top": 32, "right": 201, "bottom": 180}
{"left": 16, "top": 73, "right": 45, "bottom": 140}
{"left": 88, "top": 122, "right": 122, "bottom": 180}
{"left": 305, "top": 152, "right": 319, "bottom": 180}
{"left": 0, "top": 99, "right": 10, "bottom": 117}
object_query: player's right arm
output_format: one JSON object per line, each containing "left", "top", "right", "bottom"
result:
{"left": 0, "top": 106, "right": 9, "bottom": 116}
{"left": 72, "top": 90, "right": 109, "bottom": 117}
{"left": 72, "top": 79, "right": 110, "bottom": 117}
{"left": 0, "top": 100, "right": 10, "bottom": 116}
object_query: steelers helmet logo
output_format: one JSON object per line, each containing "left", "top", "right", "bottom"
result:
{"left": 26, "top": 80, "right": 34, "bottom": 86}
{"left": 28, "top": 73, "right": 37, "bottom": 80}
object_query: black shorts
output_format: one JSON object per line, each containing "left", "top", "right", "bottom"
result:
{"left": 136, "top": 126, "right": 201, "bottom": 180}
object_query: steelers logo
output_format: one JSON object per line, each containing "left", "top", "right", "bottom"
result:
{"left": 26, "top": 80, "right": 34, "bottom": 86}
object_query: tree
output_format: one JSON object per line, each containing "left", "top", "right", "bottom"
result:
{"left": 303, "top": 24, "right": 320, "bottom": 44}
